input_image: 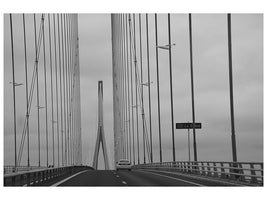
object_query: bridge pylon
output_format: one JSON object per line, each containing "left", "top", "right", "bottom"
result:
{"left": 92, "top": 81, "right": 109, "bottom": 170}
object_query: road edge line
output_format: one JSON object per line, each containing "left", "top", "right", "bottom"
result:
{"left": 51, "top": 170, "right": 88, "bottom": 186}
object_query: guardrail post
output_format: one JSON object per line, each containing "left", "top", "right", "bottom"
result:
{"left": 260, "top": 163, "right": 263, "bottom": 183}
{"left": 238, "top": 163, "right": 245, "bottom": 182}
{"left": 201, "top": 162, "right": 205, "bottom": 175}
{"left": 220, "top": 162, "right": 226, "bottom": 178}
{"left": 207, "top": 162, "right": 211, "bottom": 176}
{"left": 229, "top": 163, "right": 235, "bottom": 180}
{"left": 250, "top": 163, "right": 258, "bottom": 184}
{"left": 194, "top": 162, "right": 199, "bottom": 175}
{"left": 213, "top": 163, "right": 218, "bottom": 177}
{"left": 188, "top": 162, "right": 191, "bottom": 173}
{"left": 182, "top": 162, "right": 185, "bottom": 173}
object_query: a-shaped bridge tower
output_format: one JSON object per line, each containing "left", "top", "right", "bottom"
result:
{"left": 92, "top": 81, "right": 109, "bottom": 170}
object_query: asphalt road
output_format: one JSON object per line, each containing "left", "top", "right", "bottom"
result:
{"left": 54, "top": 169, "right": 243, "bottom": 186}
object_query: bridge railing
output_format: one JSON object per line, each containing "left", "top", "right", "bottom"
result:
{"left": 132, "top": 161, "right": 263, "bottom": 185}
{"left": 4, "top": 165, "right": 47, "bottom": 175}
{"left": 4, "top": 165, "right": 93, "bottom": 186}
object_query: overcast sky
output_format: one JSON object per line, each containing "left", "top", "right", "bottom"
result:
{"left": 4, "top": 14, "right": 263, "bottom": 169}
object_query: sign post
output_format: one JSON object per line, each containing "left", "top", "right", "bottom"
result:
{"left": 176, "top": 122, "right": 202, "bottom": 162}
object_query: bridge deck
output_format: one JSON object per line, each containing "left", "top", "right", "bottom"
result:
{"left": 53, "top": 169, "right": 245, "bottom": 186}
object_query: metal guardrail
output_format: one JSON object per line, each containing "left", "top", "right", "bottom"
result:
{"left": 4, "top": 166, "right": 47, "bottom": 175}
{"left": 132, "top": 161, "right": 263, "bottom": 186}
{"left": 4, "top": 165, "right": 94, "bottom": 186}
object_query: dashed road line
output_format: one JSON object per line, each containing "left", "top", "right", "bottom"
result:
{"left": 145, "top": 169, "right": 244, "bottom": 186}
{"left": 122, "top": 181, "right": 127, "bottom": 185}
{"left": 139, "top": 170, "right": 204, "bottom": 186}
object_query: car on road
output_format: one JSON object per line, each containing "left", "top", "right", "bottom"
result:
{"left": 116, "top": 159, "right": 131, "bottom": 171}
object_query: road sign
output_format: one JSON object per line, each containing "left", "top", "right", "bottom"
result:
{"left": 176, "top": 123, "right": 202, "bottom": 129}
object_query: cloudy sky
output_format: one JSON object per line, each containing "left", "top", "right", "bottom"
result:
{"left": 4, "top": 13, "right": 263, "bottom": 169}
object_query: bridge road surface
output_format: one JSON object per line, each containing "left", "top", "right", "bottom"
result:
{"left": 52, "top": 169, "right": 243, "bottom": 186}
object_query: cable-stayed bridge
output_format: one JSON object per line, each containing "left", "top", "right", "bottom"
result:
{"left": 3, "top": 13, "right": 263, "bottom": 186}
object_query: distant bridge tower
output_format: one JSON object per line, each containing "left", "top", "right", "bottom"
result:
{"left": 92, "top": 81, "right": 109, "bottom": 170}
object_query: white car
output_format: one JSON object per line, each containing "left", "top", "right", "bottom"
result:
{"left": 116, "top": 159, "right": 131, "bottom": 171}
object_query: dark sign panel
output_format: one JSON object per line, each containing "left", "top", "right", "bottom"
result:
{"left": 176, "top": 123, "right": 202, "bottom": 129}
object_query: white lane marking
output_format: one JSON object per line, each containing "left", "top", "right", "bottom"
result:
{"left": 139, "top": 170, "right": 204, "bottom": 186}
{"left": 122, "top": 181, "right": 127, "bottom": 185}
{"left": 146, "top": 169, "right": 244, "bottom": 186}
{"left": 51, "top": 170, "right": 88, "bottom": 186}
{"left": 116, "top": 175, "right": 120, "bottom": 178}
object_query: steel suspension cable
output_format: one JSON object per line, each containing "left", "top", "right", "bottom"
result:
{"left": 48, "top": 14, "right": 55, "bottom": 167}
{"left": 9, "top": 13, "right": 17, "bottom": 170}
{"left": 121, "top": 15, "right": 127, "bottom": 159}
{"left": 22, "top": 14, "right": 30, "bottom": 167}
{"left": 167, "top": 14, "right": 176, "bottom": 162}
{"left": 128, "top": 14, "right": 135, "bottom": 165}
{"left": 145, "top": 14, "right": 153, "bottom": 163}
{"left": 41, "top": 14, "right": 49, "bottom": 168}
{"left": 17, "top": 15, "right": 44, "bottom": 166}
{"left": 132, "top": 14, "right": 140, "bottom": 164}
{"left": 61, "top": 14, "right": 67, "bottom": 166}
{"left": 53, "top": 14, "right": 60, "bottom": 167}
{"left": 34, "top": 14, "right": 41, "bottom": 167}
{"left": 154, "top": 13, "right": 163, "bottom": 163}
{"left": 122, "top": 14, "right": 127, "bottom": 159}
{"left": 189, "top": 14, "right": 198, "bottom": 162}
{"left": 58, "top": 14, "right": 64, "bottom": 166}
{"left": 139, "top": 14, "right": 146, "bottom": 164}
{"left": 63, "top": 14, "right": 69, "bottom": 166}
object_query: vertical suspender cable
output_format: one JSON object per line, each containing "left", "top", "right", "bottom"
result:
{"left": 58, "top": 14, "right": 64, "bottom": 166}
{"left": 64, "top": 14, "right": 70, "bottom": 166}
{"left": 67, "top": 15, "right": 71, "bottom": 166}
{"left": 119, "top": 15, "right": 123, "bottom": 160}
{"left": 167, "top": 14, "right": 176, "bottom": 162}
{"left": 133, "top": 14, "right": 140, "bottom": 165}
{"left": 22, "top": 14, "right": 30, "bottom": 167}
{"left": 128, "top": 14, "right": 135, "bottom": 165}
{"left": 67, "top": 14, "right": 71, "bottom": 165}
{"left": 42, "top": 14, "right": 49, "bottom": 167}
{"left": 53, "top": 14, "right": 60, "bottom": 167}
{"left": 146, "top": 14, "right": 153, "bottom": 163}
{"left": 62, "top": 14, "right": 67, "bottom": 166}
{"left": 70, "top": 15, "right": 75, "bottom": 165}
{"left": 34, "top": 14, "right": 41, "bottom": 167}
{"left": 139, "top": 14, "right": 146, "bottom": 164}
{"left": 155, "top": 13, "right": 162, "bottom": 163}
{"left": 9, "top": 14, "right": 17, "bottom": 170}
{"left": 70, "top": 14, "right": 74, "bottom": 165}
{"left": 48, "top": 14, "right": 55, "bottom": 167}
{"left": 76, "top": 14, "right": 82, "bottom": 165}
{"left": 122, "top": 15, "right": 128, "bottom": 159}
{"left": 227, "top": 13, "right": 237, "bottom": 163}
{"left": 125, "top": 14, "right": 131, "bottom": 162}
{"left": 122, "top": 15, "right": 127, "bottom": 159}
{"left": 118, "top": 15, "right": 123, "bottom": 159}
{"left": 189, "top": 14, "right": 198, "bottom": 162}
